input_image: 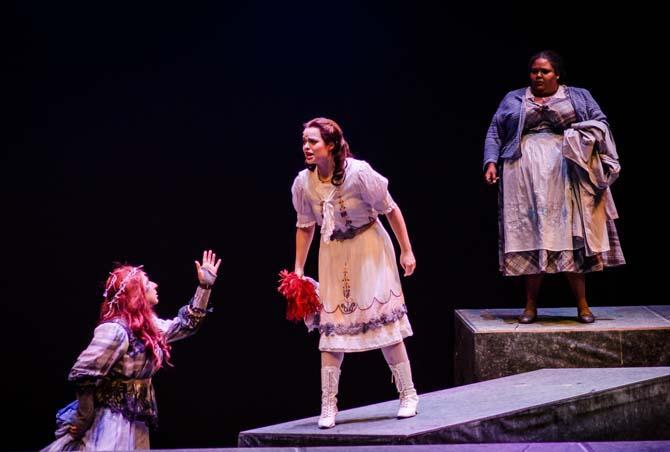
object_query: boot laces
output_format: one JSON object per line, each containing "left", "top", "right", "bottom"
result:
{"left": 321, "top": 397, "right": 337, "bottom": 417}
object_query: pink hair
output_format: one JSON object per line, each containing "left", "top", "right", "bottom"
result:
{"left": 99, "top": 265, "right": 171, "bottom": 368}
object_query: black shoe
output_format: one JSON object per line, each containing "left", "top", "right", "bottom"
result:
{"left": 518, "top": 309, "right": 537, "bottom": 324}
{"left": 577, "top": 309, "right": 595, "bottom": 323}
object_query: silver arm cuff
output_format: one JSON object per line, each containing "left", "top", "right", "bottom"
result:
{"left": 191, "top": 286, "right": 211, "bottom": 311}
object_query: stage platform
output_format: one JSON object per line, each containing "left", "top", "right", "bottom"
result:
{"left": 454, "top": 305, "right": 670, "bottom": 385}
{"left": 155, "top": 441, "right": 670, "bottom": 451}
{"left": 237, "top": 367, "right": 669, "bottom": 447}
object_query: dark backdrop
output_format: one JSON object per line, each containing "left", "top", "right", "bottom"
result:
{"left": 4, "top": 1, "right": 651, "bottom": 449}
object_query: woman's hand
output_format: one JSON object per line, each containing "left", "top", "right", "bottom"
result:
{"left": 400, "top": 250, "right": 416, "bottom": 277}
{"left": 484, "top": 162, "right": 499, "bottom": 185}
{"left": 195, "top": 250, "right": 222, "bottom": 288}
{"left": 68, "top": 389, "right": 95, "bottom": 439}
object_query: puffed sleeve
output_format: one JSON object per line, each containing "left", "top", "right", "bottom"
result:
{"left": 68, "top": 322, "right": 129, "bottom": 384}
{"left": 291, "top": 172, "right": 317, "bottom": 227}
{"left": 356, "top": 160, "right": 397, "bottom": 215}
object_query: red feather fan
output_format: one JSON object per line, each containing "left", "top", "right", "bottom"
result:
{"left": 277, "top": 270, "right": 321, "bottom": 321}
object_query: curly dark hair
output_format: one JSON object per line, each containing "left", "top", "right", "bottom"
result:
{"left": 303, "top": 117, "right": 353, "bottom": 186}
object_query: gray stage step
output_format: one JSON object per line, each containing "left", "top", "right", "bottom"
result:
{"left": 238, "top": 367, "right": 669, "bottom": 447}
{"left": 156, "top": 441, "right": 670, "bottom": 451}
{"left": 454, "top": 306, "right": 670, "bottom": 385}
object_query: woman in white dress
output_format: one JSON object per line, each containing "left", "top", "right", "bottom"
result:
{"left": 291, "top": 117, "right": 418, "bottom": 428}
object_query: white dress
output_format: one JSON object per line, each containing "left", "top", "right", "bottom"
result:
{"left": 292, "top": 158, "right": 413, "bottom": 352}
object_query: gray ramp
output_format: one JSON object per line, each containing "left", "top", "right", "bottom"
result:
{"left": 238, "top": 367, "right": 670, "bottom": 447}
{"left": 156, "top": 441, "right": 670, "bottom": 451}
{"left": 454, "top": 306, "right": 670, "bottom": 385}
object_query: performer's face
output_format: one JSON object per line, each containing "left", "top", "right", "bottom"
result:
{"left": 529, "top": 58, "right": 559, "bottom": 96}
{"left": 302, "top": 127, "right": 334, "bottom": 165}
{"left": 144, "top": 276, "right": 159, "bottom": 305}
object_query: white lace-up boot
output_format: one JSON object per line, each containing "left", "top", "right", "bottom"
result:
{"left": 318, "top": 366, "right": 340, "bottom": 428}
{"left": 390, "top": 361, "right": 419, "bottom": 418}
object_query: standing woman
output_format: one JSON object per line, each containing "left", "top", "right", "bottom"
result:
{"left": 291, "top": 117, "right": 418, "bottom": 428}
{"left": 43, "top": 250, "right": 221, "bottom": 451}
{"left": 483, "top": 51, "right": 625, "bottom": 324}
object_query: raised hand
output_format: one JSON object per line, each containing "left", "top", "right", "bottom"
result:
{"left": 195, "top": 250, "right": 221, "bottom": 288}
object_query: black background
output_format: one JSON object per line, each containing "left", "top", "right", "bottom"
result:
{"left": 4, "top": 1, "right": 653, "bottom": 449}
